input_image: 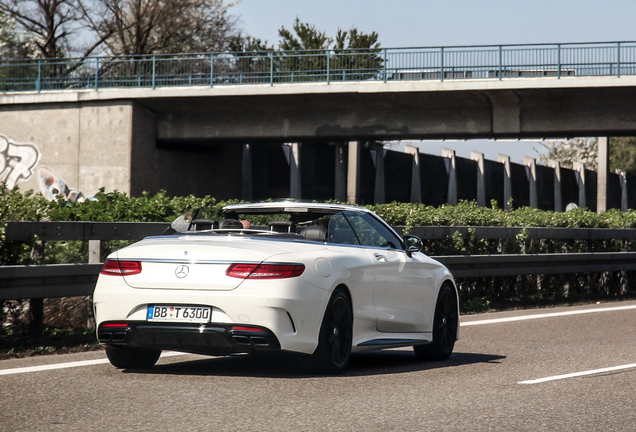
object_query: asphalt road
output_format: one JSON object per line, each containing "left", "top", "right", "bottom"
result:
{"left": 1, "top": 300, "right": 635, "bottom": 432}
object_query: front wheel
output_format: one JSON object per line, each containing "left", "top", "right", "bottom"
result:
{"left": 105, "top": 347, "right": 162, "bottom": 369}
{"left": 414, "top": 283, "right": 458, "bottom": 361}
{"left": 311, "top": 288, "right": 353, "bottom": 374}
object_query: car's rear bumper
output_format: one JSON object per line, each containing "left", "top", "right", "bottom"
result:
{"left": 98, "top": 321, "right": 281, "bottom": 356}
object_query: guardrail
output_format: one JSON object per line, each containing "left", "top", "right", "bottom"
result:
{"left": 3, "top": 222, "right": 636, "bottom": 301}
{"left": 4, "top": 252, "right": 636, "bottom": 301}
{"left": 2, "top": 41, "right": 636, "bottom": 93}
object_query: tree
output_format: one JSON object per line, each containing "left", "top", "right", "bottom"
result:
{"left": 78, "top": 0, "right": 239, "bottom": 56}
{"left": 0, "top": 12, "right": 26, "bottom": 59}
{"left": 332, "top": 27, "right": 381, "bottom": 80}
{"left": 537, "top": 138, "right": 598, "bottom": 171}
{"left": 610, "top": 137, "right": 636, "bottom": 177}
{"left": 538, "top": 137, "right": 636, "bottom": 178}
{"left": 226, "top": 34, "right": 273, "bottom": 83}
{"left": 0, "top": 0, "right": 239, "bottom": 59}
{"left": 0, "top": 0, "right": 81, "bottom": 58}
{"left": 275, "top": 18, "right": 382, "bottom": 82}
{"left": 278, "top": 18, "right": 332, "bottom": 51}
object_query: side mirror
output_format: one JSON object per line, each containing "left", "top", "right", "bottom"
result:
{"left": 404, "top": 235, "right": 423, "bottom": 257}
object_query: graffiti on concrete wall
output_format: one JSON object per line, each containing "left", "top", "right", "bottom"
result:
{"left": 36, "top": 166, "right": 85, "bottom": 202}
{"left": 1, "top": 134, "right": 87, "bottom": 201}
{"left": 0, "top": 134, "right": 40, "bottom": 189}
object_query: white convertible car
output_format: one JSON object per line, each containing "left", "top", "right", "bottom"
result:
{"left": 93, "top": 202, "right": 459, "bottom": 373}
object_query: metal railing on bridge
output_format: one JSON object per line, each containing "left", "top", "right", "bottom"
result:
{"left": 1, "top": 41, "right": 636, "bottom": 93}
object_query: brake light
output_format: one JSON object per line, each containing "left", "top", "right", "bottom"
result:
{"left": 226, "top": 263, "right": 305, "bottom": 279}
{"left": 100, "top": 260, "right": 142, "bottom": 276}
{"left": 102, "top": 323, "right": 129, "bottom": 328}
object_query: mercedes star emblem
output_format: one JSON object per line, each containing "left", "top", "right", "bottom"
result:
{"left": 175, "top": 265, "right": 190, "bottom": 278}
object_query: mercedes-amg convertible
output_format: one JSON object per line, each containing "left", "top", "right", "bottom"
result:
{"left": 93, "top": 202, "right": 459, "bottom": 373}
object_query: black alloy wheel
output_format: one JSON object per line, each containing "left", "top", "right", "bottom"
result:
{"left": 312, "top": 288, "right": 353, "bottom": 374}
{"left": 414, "top": 283, "right": 458, "bottom": 361}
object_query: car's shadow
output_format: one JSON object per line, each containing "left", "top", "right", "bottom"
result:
{"left": 124, "top": 350, "right": 506, "bottom": 378}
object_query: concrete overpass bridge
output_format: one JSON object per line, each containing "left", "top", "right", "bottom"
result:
{"left": 1, "top": 41, "right": 635, "bottom": 208}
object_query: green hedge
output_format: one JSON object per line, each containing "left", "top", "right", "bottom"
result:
{"left": 2, "top": 187, "right": 636, "bottom": 313}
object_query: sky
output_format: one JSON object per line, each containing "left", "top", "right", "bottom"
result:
{"left": 230, "top": 0, "right": 636, "bottom": 163}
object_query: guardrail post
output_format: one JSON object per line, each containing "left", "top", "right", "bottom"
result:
{"left": 557, "top": 44, "right": 561, "bottom": 79}
{"left": 383, "top": 48, "right": 387, "bottom": 83}
{"left": 94, "top": 57, "right": 99, "bottom": 90}
{"left": 499, "top": 45, "right": 502, "bottom": 80}
{"left": 617, "top": 42, "right": 621, "bottom": 77}
{"left": 210, "top": 53, "right": 214, "bottom": 87}
{"left": 327, "top": 49, "right": 330, "bottom": 84}
{"left": 36, "top": 59, "right": 42, "bottom": 92}
{"left": 269, "top": 51, "right": 274, "bottom": 86}
{"left": 86, "top": 239, "right": 100, "bottom": 329}
{"left": 29, "top": 239, "right": 45, "bottom": 337}
{"left": 152, "top": 55, "right": 156, "bottom": 89}
{"left": 440, "top": 47, "right": 445, "bottom": 82}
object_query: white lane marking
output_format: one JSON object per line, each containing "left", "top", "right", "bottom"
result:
{"left": 519, "top": 363, "right": 636, "bottom": 384}
{"left": 2, "top": 305, "right": 635, "bottom": 376}
{"left": 0, "top": 351, "right": 186, "bottom": 377}
{"left": 461, "top": 304, "right": 636, "bottom": 326}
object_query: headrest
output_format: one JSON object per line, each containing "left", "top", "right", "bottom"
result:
{"left": 300, "top": 226, "right": 328, "bottom": 242}
{"left": 191, "top": 219, "right": 218, "bottom": 230}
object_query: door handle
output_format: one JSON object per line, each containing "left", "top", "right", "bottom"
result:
{"left": 374, "top": 253, "right": 387, "bottom": 262}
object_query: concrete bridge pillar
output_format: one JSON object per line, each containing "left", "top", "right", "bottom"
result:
{"left": 334, "top": 142, "right": 347, "bottom": 202}
{"left": 442, "top": 148, "right": 458, "bottom": 205}
{"left": 549, "top": 159, "right": 563, "bottom": 212}
{"left": 471, "top": 151, "right": 486, "bottom": 207}
{"left": 288, "top": 143, "right": 301, "bottom": 199}
{"left": 405, "top": 145, "right": 422, "bottom": 203}
{"left": 597, "top": 137, "right": 609, "bottom": 213}
{"left": 241, "top": 144, "right": 253, "bottom": 201}
{"left": 524, "top": 156, "right": 538, "bottom": 209}
{"left": 498, "top": 154, "right": 512, "bottom": 210}
{"left": 573, "top": 161, "right": 587, "bottom": 209}
{"left": 347, "top": 141, "right": 361, "bottom": 204}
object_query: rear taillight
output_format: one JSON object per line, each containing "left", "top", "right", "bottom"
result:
{"left": 226, "top": 263, "right": 305, "bottom": 279}
{"left": 100, "top": 260, "right": 142, "bottom": 276}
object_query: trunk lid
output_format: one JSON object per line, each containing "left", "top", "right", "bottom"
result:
{"left": 116, "top": 234, "right": 299, "bottom": 291}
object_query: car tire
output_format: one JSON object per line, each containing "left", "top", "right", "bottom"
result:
{"left": 414, "top": 283, "right": 458, "bottom": 361}
{"left": 105, "top": 347, "right": 162, "bottom": 369}
{"left": 311, "top": 288, "right": 353, "bottom": 374}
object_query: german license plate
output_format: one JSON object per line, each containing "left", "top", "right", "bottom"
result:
{"left": 147, "top": 305, "right": 211, "bottom": 323}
